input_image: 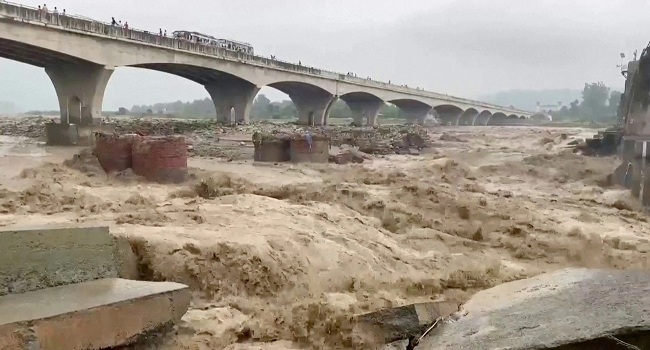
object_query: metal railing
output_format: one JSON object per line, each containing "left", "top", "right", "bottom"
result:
{"left": 0, "top": 1, "right": 530, "bottom": 114}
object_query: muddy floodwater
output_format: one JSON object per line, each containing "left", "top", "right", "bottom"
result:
{"left": 0, "top": 124, "right": 647, "bottom": 350}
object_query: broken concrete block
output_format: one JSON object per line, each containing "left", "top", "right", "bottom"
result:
{"left": 0, "top": 278, "right": 190, "bottom": 350}
{"left": 420, "top": 268, "right": 650, "bottom": 350}
{"left": 353, "top": 301, "right": 459, "bottom": 344}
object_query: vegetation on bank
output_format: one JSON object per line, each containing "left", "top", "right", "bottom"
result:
{"left": 22, "top": 81, "right": 622, "bottom": 123}
{"left": 127, "top": 95, "right": 403, "bottom": 120}
{"left": 547, "top": 82, "right": 622, "bottom": 122}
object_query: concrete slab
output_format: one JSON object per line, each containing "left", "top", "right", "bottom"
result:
{"left": 0, "top": 278, "right": 190, "bottom": 349}
{"left": 0, "top": 226, "right": 123, "bottom": 296}
{"left": 420, "top": 268, "right": 650, "bottom": 350}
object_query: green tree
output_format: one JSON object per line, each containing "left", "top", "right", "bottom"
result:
{"left": 580, "top": 82, "right": 610, "bottom": 119}
{"left": 608, "top": 90, "right": 622, "bottom": 115}
{"left": 276, "top": 100, "right": 297, "bottom": 119}
{"left": 251, "top": 94, "right": 272, "bottom": 120}
{"left": 379, "top": 103, "right": 400, "bottom": 119}
{"left": 328, "top": 99, "right": 352, "bottom": 118}
{"left": 569, "top": 99, "right": 580, "bottom": 115}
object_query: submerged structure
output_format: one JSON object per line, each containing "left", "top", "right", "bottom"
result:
{"left": 253, "top": 132, "right": 330, "bottom": 163}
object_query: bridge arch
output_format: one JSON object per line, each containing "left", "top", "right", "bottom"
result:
{"left": 340, "top": 92, "right": 384, "bottom": 126}
{"left": 433, "top": 104, "right": 464, "bottom": 126}
{"left": 130, "top": 63, "right": 258, "bottom": 123}
{"left": 389, "top": 99, "right": 432, "bottom": 125}
{"left": 457, "top": 108, "right": 480, "bottom": 126}
{"left": 474, "top": 110, "right": 492, "bottom": 126}
{"left": 487, "top": 112, "right": 508, "bottom": 126}
{"left": 266, "top": 81, "right": 335, "bottom": 125}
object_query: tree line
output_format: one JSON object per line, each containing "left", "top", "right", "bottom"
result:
{"left": 124, "top": 81, "right": 623, "bottom": 122}
{"left": 126, "top": 95, "right": 403, "bottom": 120}
{"left": 548, "top": 82, "right": 622, "bottom": 122}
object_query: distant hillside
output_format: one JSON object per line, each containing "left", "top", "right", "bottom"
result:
{"left": 478, "top": 89, "right": 582, "bottom": 111}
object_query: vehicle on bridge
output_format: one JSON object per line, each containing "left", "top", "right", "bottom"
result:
{"left": 172, "top": 30, "right": 254, "bottom": 55}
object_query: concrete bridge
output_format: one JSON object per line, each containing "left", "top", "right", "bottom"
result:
{"left": 0, "top": 2, "right": 531, "bottom": 129}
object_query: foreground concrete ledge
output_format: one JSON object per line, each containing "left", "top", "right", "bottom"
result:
{"left": 0, "top": 226, "right": 119, "bottom": 296}
{"left": 420, "top": 268, "right": 650, "bottom": 350}
{"left": 0, "top": 278, "right": 190, "bottom": 350}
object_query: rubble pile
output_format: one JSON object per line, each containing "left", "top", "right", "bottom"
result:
{"left": 1, "top": 116, "right": 435, "bottom": 159}
{"left": 326, "top": 125, "right": 432, "bottom": 155}
{"left": 0, "top": 116, "right": 50, "bottom": 139}
{"left": 110, "top": 117, "right": 226, "bottom": 135}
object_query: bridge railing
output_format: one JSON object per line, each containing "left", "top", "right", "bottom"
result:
{"left": 0, "top": 1, "right": 529, "bottom": 114}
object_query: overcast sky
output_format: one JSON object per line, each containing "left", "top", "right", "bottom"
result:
{"left": 1, "top": 0, "right": 649, "bottom": 111}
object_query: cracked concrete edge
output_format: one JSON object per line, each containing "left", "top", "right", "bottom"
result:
{"left": 0, "top": 285, "right": 191, "bottom": 350}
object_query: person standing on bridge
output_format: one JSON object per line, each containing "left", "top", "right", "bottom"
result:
{"left": 41, "top": 4, "right": 49, "bottom": 22}
{"left": 111, "top": 17, "right": 117, "bottom": 26}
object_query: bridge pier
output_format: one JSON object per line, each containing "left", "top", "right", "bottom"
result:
{"left": 205, "top": 81, "right": 260, "bottom": 124}
{"left": 433, "top": 105, "right": 463, "bottom": 126}
{"left": 291, "top": 92, "right": 335, "bottom": 126}
{"left": 46, "top": 63, "right": 113, "bottom": 126}
{"left": 345, "top": 100, "right": 383, "bottom": 126}
{"left": 457, "top": 109, "right": 479, "bottom": 126}
{"left": 474, "top": 111, "right": 492, "bottom": 126}
{"left": 400, "top": 106, "right": 431, "bottom": 125}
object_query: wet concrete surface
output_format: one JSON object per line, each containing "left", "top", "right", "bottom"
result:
{"left": 0, "top": 226, "right": 118, "bottom": 296}
{"left": 420, "top": 268, "right": 650, "bottom": 350}
{"left": 0, "top": 278, "right": 190, "bottom": 349}
{"left": 0, "top": 278, "right": 188, "bottom": 324}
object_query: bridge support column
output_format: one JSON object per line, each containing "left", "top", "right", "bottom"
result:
{"left": 401, "top": 106, "right": 431, "bottom": 125}
{"left": 438, "top": 110, "right": 463, "bottom": 126}
{"left": 346, "top": 100, "right": 382, "bottom": 126}
{"left": 205, "top": 81, "right": 260, "bottom": 124}
{"left": 46, "top": 63, "right": 114, "bottom": 126}
{"left": 474, "top": 111, "right": 492, "bottom": 126}
{"left": 291, "top": 92, "right": 335, "bottom": 126}
{"left": 457, "top": 109, "right": 480, "bottom": 126}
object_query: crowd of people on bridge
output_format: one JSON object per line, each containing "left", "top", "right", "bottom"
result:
{"left": 36, "top": 3, "right": 65, "bottom": 24}
{"left": 17, "top": 3, "right": 405, "bottom": 89}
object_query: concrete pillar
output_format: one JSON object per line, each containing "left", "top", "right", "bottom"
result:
{"left": 290, "top": 92, "right": 335, "bottom": 126}
{"left": 45, "top": 63, "right": 114, "bottom": 125}
{"left": 205, "top": 81, "right": 260, "bottom": 124}
{"left": 474, "top": 111, "right": 492, "bottom": 126}
{"left": 347, "top": 100, "right": 383, "bottom": 126}
{"left": 400, "top": 105, "right": 432, "bottom": 125}
{"left": 457, "top": 110, "right": 480, "bottom": 126}
{"left": 438, "top": 110, "right": 463, "bottom": 126}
